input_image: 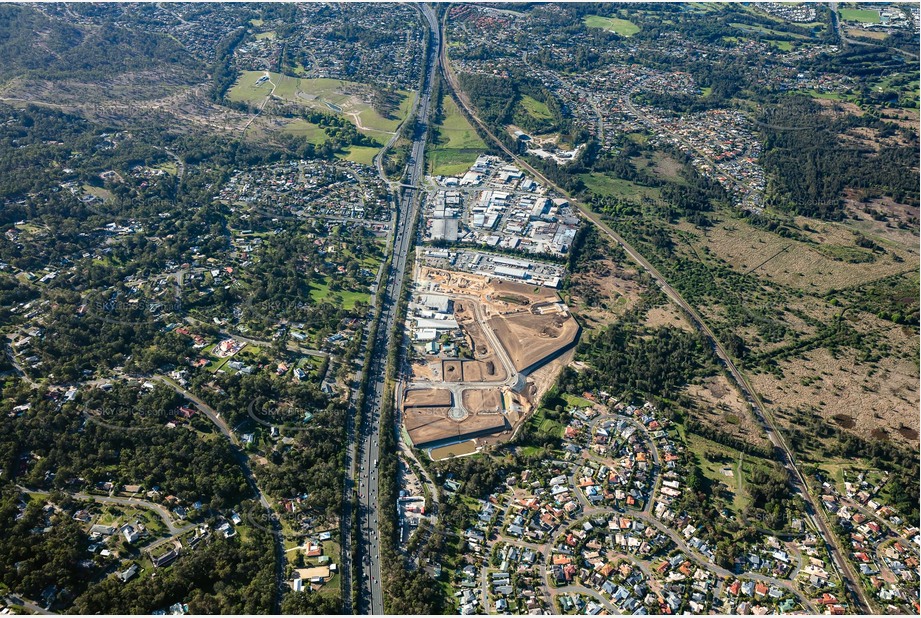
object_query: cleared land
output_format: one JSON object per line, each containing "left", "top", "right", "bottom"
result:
{"left": 227, "top": 71, "right": 413, "bottom": 134}
{"left": 487, "top": 310, "right": 580, "bottom": 374}
{"left": 336, "top": 145, "right": 378, "bottom": 166}
{"left": 282, "top": 118, "right": 327, "bottom": 144}
{"left": 583, "top": 15, "right": 641, "bottom": 37}
{"left": 751, "top": 345, "right": 919, "bottom": 445}
{"left": 461, "top": 388, "right": 504, "bottom": 414}
{"left": 404, "top": 388, "right": 453, "bottom": 408}
{"left": 403, "top": 404, "right": 508, "bottom": 448}
{"left": 579, "top": 173, "right": 662, "bottom": 202}
{"left": 403, "top": 269, "right": 579, "bottom": 448}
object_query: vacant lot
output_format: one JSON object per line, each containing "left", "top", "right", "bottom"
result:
{"left": 336, "top": 145, "right": 378, "bottom": 166}
{"left": 430, "top": 93, "right": 485, "bottom": 176}
{"left": 567, "top": 258, "right": 645, "bottom": 330}
{"left": 685, "top": 375, "right": 769, "bottom": 449}
{"left": 674, "top": 216, "right": 913, "bottom": 293}
{"left": 488, "top": 310, "right": 580, "bottom": 373}
{"left": 579, "top": 173, "right": 662, "bottom": 203}
{"left": 518, "top": 95, "right": 553, "bottom": 122}
{"left": 282, "top": 118, "right": 327, "bottom": 144}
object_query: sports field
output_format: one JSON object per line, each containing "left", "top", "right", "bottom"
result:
{"left": 839, "top": 7, "right": 880, "bottom": 23}
{"left": 583, "top": 15, "right": 640, "bottom": 37}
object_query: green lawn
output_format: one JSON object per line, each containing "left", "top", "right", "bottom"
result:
{"left": 437, "top": 95, "right": 485, "bottom": 150}
{"left": 254, "top": 31, "right": 276, "bottom": 40}
{"left": 769, "top": 39, "right": 794, "bottom": 51}
{"left": 583, "top": 15, "right": 641, "bottom": 37}
{"left": 428, "top": 149, "right": 482, "bottom": 177}
{"left": 561, "top": 393, "right": 595, "bottom": 409}
{"left": 839, "top": 7, "right": 880, "bottom": 23}
{"left": 687, "top": 433, "right": 750, "bottom": 515}
{"left": 309, "top": 277, "right": 369, "bottom": 310}
{"left": 729, "top": 22, "right": 809, "bottom": 39}
{"left": 227, "top": 71, "right": 413, "bottom": 134}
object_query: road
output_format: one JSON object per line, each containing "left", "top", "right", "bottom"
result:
{"left": 150, "top": 376, "right": 286, "bottom": 613}
{"left": 438, "top": 13, "right": 870, "bottom": 614}
{"left": 351, "top": 5, "right": 440, "bottom": 614}
{"left": 2, "top": 594, "right": 55, "bottom": 615}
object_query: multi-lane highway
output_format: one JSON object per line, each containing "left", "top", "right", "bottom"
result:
{"left": 351, "top": 4, "right": 440, "bottom": 614}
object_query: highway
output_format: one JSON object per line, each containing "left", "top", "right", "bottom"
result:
{"left": 438, "top": 11, "right": 871, "bottom": 614}
{"left": 352, "top": 4, "right": 440, "bottom": 614}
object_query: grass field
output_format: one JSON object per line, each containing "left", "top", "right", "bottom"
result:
{"left": 579, "top": 173, "right": 662, "bottom": 202}
{"left": 429, "top": 93, "right": 485, "bottom": 176}
{"left": 254, "top": 31, "right": 276, "bottom": 40}
{"left": 309, "top": 277, "right": 369, "bottom": 310}
{"left": 561, "top": 393, "right": 595, "bottom": 409}
{"left": 435, "top": 94, "right": 485, "bottom": 150}
{"left": 687, "top": 433, "right": 750, "bottom": 515}
{"left": 845, "top": 27, "right": 887, "bottom": 40}
{"left": 228, "top": 71, "right": 413, "bottom": 134}
{"left": 154, "top": 161, "right": 178, "bottom": 175}
{"left": 583, "top": 15, "right": 641, "bottom": 37}
{"left": 336, "top": 145, "right": 379, "bottom": 166}
{"left": 729, "top": 22, "right": 809, "bottom": 39}
{"left": 83, "top": 185, "right": 114, "bottom": 202}
{"left": 519, "top": 95, "right": 553, "bottom": 121}
{"left": 282, "top": 119, "right": 328, "bottom": 144}
{"left": 839, "top": 7, "right": 880, "bottom": 23}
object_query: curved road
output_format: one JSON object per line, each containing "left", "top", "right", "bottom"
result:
{"left": 438, "top": 12, "right": 870, "bottom": 614}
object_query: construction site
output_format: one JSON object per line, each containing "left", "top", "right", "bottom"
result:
{"left": 399, "top": 250, "right": 581, "bottom": 456}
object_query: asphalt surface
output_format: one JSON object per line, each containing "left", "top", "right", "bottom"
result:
{"left": 438, "top": 11, "right": 870, "bottom": 614}
{"left": 352, "top": 5, "right": 440, "bottom": 614}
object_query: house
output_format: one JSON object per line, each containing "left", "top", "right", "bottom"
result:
{"left": 152, "top": 548, "right": 179, "bottom": 568}
{"left": 119, "top": 563, "right": 139, "bottom": 583}
{"left": 120, "top": 524, "right": 140, "bottom": 543}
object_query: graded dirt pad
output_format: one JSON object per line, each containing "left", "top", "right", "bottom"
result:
{"left": 460, "top": 360, "right": 503, "bottom": 382}
{"left": 403, "top": 405, "right": 508, "bottom": 448}
{"left": 488, "top": 310, "right": 580, "bottom": 373}
{"left": 410, "top": 359, "right": 437, "bottom": 381}
{"left": 453, "top": 300, "right": 507, "bottom": 382}
{"left": 403, "top": 388, "right": 453, "bottom": 408}
{"left": 490, "top": 279, "right": 558, "bottom": 302}
{"left": 461, "top": 388, "right": 503, "bottom": 414}
{"left": 750, "top": 346, "right": 920, "bottom": 446}
{"left": 442, "top": 360, "right": 464, "bottom": 383}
